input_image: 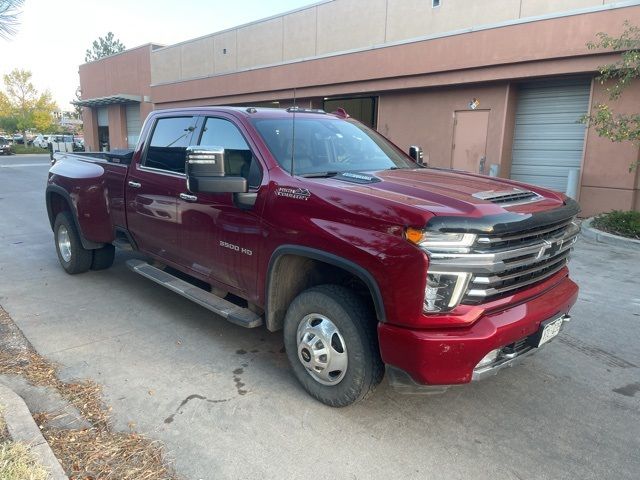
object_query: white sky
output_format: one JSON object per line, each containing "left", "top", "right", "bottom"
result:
{"left": 0, "top": 0, "right": 319, "bottom": 110}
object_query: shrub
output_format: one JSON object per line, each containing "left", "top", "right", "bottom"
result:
{"left": 592, "top": 210, "right": 640, "bottom": 239}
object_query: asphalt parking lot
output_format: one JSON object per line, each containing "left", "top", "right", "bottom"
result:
{"left": 1, "top": 153, "right": 639, "bottom": 479}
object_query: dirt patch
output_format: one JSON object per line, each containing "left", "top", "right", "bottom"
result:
{"left": 0, "top": 307, "right": 179, "bottom": 479}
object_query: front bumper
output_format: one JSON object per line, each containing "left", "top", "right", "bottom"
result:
{"left": 378, "top": 274, "right": 578, "bottom": 388}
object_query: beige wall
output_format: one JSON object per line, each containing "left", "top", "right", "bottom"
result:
{"left": 283, "top": 7, "right": 317, "bottom": 60}
{"left": 316, "top": 0, "right": 387, "bottom": 54}
{"left": 150, "top": 0, "right": 622, "bottom": 85}
{"left": 237, "top": 18, "right": 283, "bottom": 70}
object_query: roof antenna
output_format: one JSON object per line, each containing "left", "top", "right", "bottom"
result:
{"left": 290, "top": 87, "right": 296, "bottom": 177}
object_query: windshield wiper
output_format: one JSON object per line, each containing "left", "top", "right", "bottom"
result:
{"left": 299, "top": 171, "right": 339, "bottom": 178}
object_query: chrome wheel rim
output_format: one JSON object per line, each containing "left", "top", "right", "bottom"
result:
{"left": 57, "top": 225, "right": 72, "bottom": 263}
{"left": 296, "top": 313, "right": 348, "bottom": 385}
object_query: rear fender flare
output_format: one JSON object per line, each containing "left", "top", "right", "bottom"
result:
{"left": 45, "top": 185, "right": 104, "bottom": 250}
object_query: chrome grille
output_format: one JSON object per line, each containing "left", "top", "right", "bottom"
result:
{"left": 429, "top": 219, "right": 579, "bottom": 303}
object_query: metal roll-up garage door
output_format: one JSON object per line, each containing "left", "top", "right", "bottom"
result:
{"left": 126, "top": 104, "right": 141, "bottom": 148}
{"left": 97, "top": 107, "right": 109, "bottom": 127}
{"left": 510, "top": 78, "right": 591, "bottom": 192}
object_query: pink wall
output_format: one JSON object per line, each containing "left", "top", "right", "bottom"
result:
{"left": 579, "top": 80, "right": 640, "bottom": 216}
{"left": 81, "top": 107, "right": 98, "bottom": 152}
{"left": 378, "top": 84, "right": 511, "bottom": 172}
{"left": 79, "top": 44, "right": 154, "bottom": 101}
{"left": 79, "top": 45, "right": 157, "bottom": 150}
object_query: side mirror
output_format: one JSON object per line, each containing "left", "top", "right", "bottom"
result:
{"left": 409, "top": 146, "right": 424, "bottom": 165}
{"left": 185, "top": 146, "right": 248, "bottom": 194}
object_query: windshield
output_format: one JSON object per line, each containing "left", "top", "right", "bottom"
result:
{"left": 251, "top": 117, "right": 414, "bottom": 176}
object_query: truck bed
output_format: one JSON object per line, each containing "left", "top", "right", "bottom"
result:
{"left": 49, "top": 150, "right": 132, "bottom": 237}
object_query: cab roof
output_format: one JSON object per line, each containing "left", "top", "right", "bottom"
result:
{"left": 151, "top": 106, "right": 347, "bottom": 121}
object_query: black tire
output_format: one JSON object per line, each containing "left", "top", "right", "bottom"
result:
{"left": 53, "top": 211, "right": 92, "bottom": 274}
{"left": 91, "top": 244, "right": 115, "bottom": 270}
{"left": 283, "top": 284, "right": 384, "bottom": 407}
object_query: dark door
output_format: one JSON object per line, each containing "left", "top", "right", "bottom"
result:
{"left": 177, "top": 115, "right": 266, "bottom": 295}
{"left": 126, "top": 115, "right": 197, "bottom": 265}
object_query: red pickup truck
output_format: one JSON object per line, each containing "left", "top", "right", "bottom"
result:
{"left": 46, "top": 107, "right": 579, "bottom": 406}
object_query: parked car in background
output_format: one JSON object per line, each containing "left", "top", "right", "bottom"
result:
{"left": 32, "top": 134, "right": 49, "bottom": 149}
{"left": 0, "top": 136, "right": 14, "bottom": 155}
{"left": 48, "top": 135, "right": 74, "bottom": 160}
{"left": 12, "top": 134, "right": 24, "bottom": 144}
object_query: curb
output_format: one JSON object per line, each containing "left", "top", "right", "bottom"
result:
{"left": 0, "top": 383, "right": 68, "bottom": 480}
{"left": 581, "top": 218, "right": 640, "bottom": 250}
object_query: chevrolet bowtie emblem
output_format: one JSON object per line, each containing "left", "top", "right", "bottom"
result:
{"left": 537, "top": 239, "right": 562, "bottom": 259}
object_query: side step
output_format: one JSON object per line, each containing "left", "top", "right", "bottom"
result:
{"left": 126, "top": 259, "right": 263, "bottom": 328}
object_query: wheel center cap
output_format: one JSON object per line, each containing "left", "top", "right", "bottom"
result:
{"left": 301, "top": 348, "right": 311, "bottom": 362}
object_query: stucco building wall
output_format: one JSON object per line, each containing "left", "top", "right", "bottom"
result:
{"left": 76, "top": 1, "right": 640, "bottom": 215}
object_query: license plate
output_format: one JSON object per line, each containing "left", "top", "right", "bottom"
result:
{"left": 537, "top": 316, "right": 564, "bottom": 347}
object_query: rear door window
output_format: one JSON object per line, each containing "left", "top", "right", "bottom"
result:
{"left": 144, "top": 116, "right": 197, "bottom": 173}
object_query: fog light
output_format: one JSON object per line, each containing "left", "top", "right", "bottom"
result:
{"left": 475, "top": 349, "right": 501, "bottom": 369}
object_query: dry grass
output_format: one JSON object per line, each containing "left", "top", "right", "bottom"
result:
{"left": 0, "top": 442, "right": 49, "bottom": 480}
{"left": 0, "top": 308, "right": 179, "bottom": 480}
{"left": 0, "top": 406, "right": 7, "bottom": 442}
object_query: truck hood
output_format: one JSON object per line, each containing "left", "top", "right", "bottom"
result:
{"left": 316, "top": 168, "right": 568, "bottom": 219}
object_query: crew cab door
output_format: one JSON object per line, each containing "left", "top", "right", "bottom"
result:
{"left": 177, "top": 115, "right": 266, "bottom": 295}
{"left": 126, "top": 115, "right": 198, "bottom": 265}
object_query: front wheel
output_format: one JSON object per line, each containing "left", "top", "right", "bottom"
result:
{"left": 54, "top": 212, "right": 92, "bottom": 274}
{"left": 283, "top": 284, "right": 384, "bottom": 407}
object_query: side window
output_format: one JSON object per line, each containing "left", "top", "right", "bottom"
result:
{"left": 144, "top": 116, "right": 196, "bottom": 173}
{"left": 199, "top": 117, "right": 263, "bottom": 188}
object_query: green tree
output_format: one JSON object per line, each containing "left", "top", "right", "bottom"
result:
{"left": 84, "top": 32, "right": 126, "bottom": 62}
{"left": 2, "top": 69, "right": 58, "bottom": 139}
{"left": 582, "top": 22, "right": 640, "bottom": 170}
{"left": 0, "top": 0, "right": 24, "bottom": 40}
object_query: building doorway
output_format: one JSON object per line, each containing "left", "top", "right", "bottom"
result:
{"left": 96, "top": 107, "right": 110, "bottom": 151}
{"left": 451, "top": 110, "right": 490, "bottom": 173}
{"left": 323, "top": 97, "right": 377, "bottom": 128}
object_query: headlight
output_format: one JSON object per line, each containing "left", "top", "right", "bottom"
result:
{"left": 424, "top": 272, "right": 471, "bottom": 312}
{"left": 406, "top": 228, "right": 476, "bottom": 253}
{"left": 406, "top": 227, "right": 477, "bottom": 313}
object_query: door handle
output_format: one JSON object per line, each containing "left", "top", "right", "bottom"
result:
{"left": 128, "top": 181, "right": 142, "bottom": 188}
{"left": 179, "top": 193, "right": 198, "bottom": 202}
